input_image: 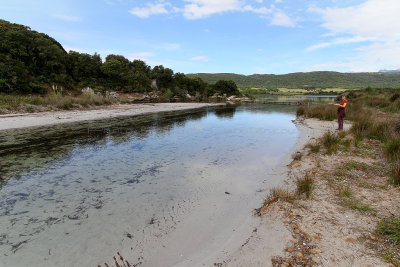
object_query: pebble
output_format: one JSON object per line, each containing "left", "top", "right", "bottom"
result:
{"left": 295, "top": 252, "right": 303, "bottom": 259}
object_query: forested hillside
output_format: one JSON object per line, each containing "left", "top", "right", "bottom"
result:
{"left": 0, "top": 20, "right": 239, "bottom": 98}
{"left": 187, "top": 72, "right": 400, "bottom": 89}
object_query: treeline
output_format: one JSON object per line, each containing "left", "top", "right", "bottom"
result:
{"left": 0, "top": 20, "right": 239, "bottom": 98}
{"left": 187, "top": 72, "right": 400, "bottom": 89}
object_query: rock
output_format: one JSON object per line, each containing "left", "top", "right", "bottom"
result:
{"left": 290, "top": 223, "right": 297, "bottom": 229}
{"left": 286, "top": 247, "right": 294, "bottom": 252}
{"left": 294, "top": 229, "right": 300, "bottom": 234}
{"left": 346, "top": 237, "right": 357, "bottom": 243}
{"left": 280, "top": 262, "right": 289, "bottom": 267}
{"left": 294, "top": 251, "right": 303, "bottom": 259}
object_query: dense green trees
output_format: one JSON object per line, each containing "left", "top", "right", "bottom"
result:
{"left": 0, "top": 19, "right": 239, "bottom": 99}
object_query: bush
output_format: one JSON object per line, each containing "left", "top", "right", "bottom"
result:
{"left": 390, "top": 93, "right": 400, "bottom": 102}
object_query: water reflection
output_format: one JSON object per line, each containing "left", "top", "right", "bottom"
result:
{"left": 0, "top": 108, "right": 212, "bottom": 184}
{"left": 0, "top": 104, "right": 298, "bottom": 266}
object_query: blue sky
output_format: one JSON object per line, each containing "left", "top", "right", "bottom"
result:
{"left": 1, "top": 0, "right": 399, "bottom": 74}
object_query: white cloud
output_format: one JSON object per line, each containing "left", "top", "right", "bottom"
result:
{"left": 308, "top": 0, "right": 400, "bottom": 71}
{"left": 312, "top": 0, "right": 400, "bottom": 41}
{"left": 52, "top": 14, "right": 80, "bottom": 22}
{"left": 128, "top": 0, "right": 273, "bottom": 20}
{"left": 307, "top": 36, "right": 372, "bottom": 51}
{"left": 129, "top": 2, "right": 170, "bottom": 18}
{"left": 183, "top": 0, "right": 241, "bottom": 19}
{"left": 129, "top": 52, "right": 156, "bottom": 60}
{"left": 243, "top": 5, "right": 271, "bottom": 15}
{"left": 191, "top": 56, "right": 210, "bottom": 61}
{"left": 270, "top": 12, "right": 295, "bottom": 27}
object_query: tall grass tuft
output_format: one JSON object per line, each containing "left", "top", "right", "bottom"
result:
{"left": 321, "top": 131, "right": 339, "bottom": 154}
{"left": 384, "top": 137, "right": 400, "bottom": 162}
{"left": 299, "top": 104, "right": 337, "bottom": 121}
{"left": 269, "top": 187, "right": 295, "bottom": 203}
{"left": 296, "top": 173, "right": 314, "bottom": 199}
{"left": 391, "top": 160, "right": 400, "bottom": 186}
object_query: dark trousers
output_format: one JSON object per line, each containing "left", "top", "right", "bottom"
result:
{"left": 338, "top": 108, "right": 345, "bottom": 130}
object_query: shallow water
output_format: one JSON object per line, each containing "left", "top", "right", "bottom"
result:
{"left": 0, "top": 104, "right": 299, "bottom": 266}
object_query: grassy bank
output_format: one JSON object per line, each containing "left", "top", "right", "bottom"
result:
{"left": 261, "top": 89, "right": 400, "bottom": 266}
{"left": 239, "top": 87, "right": 347, "bottom": 96}
{"left": 0, "top": 93, "right": 123, "bottom": 114}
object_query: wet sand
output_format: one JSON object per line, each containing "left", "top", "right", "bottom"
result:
{"left": 0, "top": 103, "right": 224, "bottom": 131}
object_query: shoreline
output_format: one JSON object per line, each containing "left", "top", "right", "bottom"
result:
{"left": 226, "top": 117, "right": 399, "bottom": 267}
{"left": 222, "top": 118, "right": 349, "bottom": 266}
{"left": 0, "top": 102, "right": 225, "bottom": 131}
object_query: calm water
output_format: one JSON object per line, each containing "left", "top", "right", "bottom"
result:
{"left": 0, "top": 104, "right": 300, "bottom": 266}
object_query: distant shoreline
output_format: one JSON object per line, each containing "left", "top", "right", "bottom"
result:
{"left": 0, "top": 103, "right": 224, "bottom": 131}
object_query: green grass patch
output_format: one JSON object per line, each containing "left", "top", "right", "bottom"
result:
{"left": 377, "top": 217, "right": 400, "bottom": 246}
{"left": 296, "top": 173, "right": 315, "bottom": 199}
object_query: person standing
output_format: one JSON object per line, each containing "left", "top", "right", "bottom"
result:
{"left": 335, "top": 95, "right": 348, "bottom": 130}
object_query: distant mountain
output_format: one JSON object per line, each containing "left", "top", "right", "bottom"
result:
{"left": 186, "top": 72, "right": 400, "bottom": 89}
{"left": 379, "top": 69, "right": 400, "bottom": 73}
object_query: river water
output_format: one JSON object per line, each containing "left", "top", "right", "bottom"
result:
{"left": 1, "top": 104, "right": 303, "bottom": 266}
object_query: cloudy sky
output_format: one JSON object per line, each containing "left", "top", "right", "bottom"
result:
{"left": 1, "top": 0, "right": 399, "bottom": 74}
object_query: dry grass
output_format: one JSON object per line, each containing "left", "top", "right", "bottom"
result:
{"left": 0, "top": 92, "right": 120, "bottom": 114}
{"left": 305, "top": 141, "right": 320, "bottom": 153}
{"left": 291, "top": 151, "right": 303, "bottom": 161}
{"left": 269, "top": 187, "right": 295, "bottom": 204}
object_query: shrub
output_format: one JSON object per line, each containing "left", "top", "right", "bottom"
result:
{"left": 390, "top": 93, "right": 400, "bottom": 102}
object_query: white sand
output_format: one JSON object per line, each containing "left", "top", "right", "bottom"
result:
{"left": 0, "top": 103, "right": 224, "bottom": 131}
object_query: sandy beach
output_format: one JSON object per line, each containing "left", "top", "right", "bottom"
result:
{"left": 0, "top": 103, "right": 224, "bottom": 131}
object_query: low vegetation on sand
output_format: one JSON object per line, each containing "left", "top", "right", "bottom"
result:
{"left": 260, "top": 88, "right": 400, "bottom": 266}
{"left": 0, "top": 92, "right": 121, "bottom": 114}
